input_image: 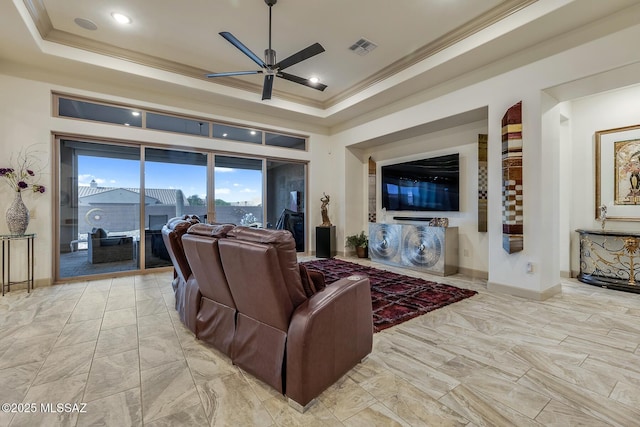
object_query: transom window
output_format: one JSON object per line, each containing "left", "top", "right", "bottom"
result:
{"left": 54, "top": 94, "right": 307, "bottom": 150}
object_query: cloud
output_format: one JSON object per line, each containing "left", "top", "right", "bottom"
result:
{"left": 215, "top": 167, "right": 235, "bottom": 173}
{"left": 77, "top": 174, "right": 93, "bottom": 185}
{"left": 241, "top": 188, "right": 256, "bottom": 193}
{"left": 233, "top": 183, "right": 242, "bottom": 187}
{"left": 79, "top": 176, "right": 107, "bottom": 187}
{"left": 215, "top": 188, "right": 231, "bottom": 195}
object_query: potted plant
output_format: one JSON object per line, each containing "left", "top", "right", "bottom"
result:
{"left": 345, "top": 231, "right": 368, "bottom": 258}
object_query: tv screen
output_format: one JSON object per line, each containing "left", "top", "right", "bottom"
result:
{"left": 381, "top": 153, "right": 459, "bottom": 211}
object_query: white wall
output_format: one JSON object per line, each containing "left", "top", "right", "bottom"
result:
{"left": 0, "top": 75, "right": 54, "bottom": 285}
{"left": 332, "top": 21, "right": 640, "bottom": 298}
{"left": 361, "top": 120, "right": 489, "bottom": 276}
{"left": 0, "top": 73, "right": 329, "bottom": 284}
{"left": 569, "top": 84, "right": 640, "bottom": 275}
{"left": 557, "top": 102, "right": 573, "bottom": 277}
{"left": 306, "top": 133, "right": 334, "bottom": 251}
{"left": 3, "top": 16, "right": 640, "bottom": 295}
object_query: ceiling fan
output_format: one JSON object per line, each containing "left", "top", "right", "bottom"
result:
{"left": 206, "top": 0, "right": 327, "bottom": 100}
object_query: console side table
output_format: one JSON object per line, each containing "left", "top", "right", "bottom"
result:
{"left": 576, "top": 229, "right": 640, "bottom": 294}
{"left": 1, "top": 233, "right": 35, "bottom": 296}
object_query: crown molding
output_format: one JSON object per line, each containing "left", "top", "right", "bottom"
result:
{"left": 21, "top": 1, "right": 325, "bottom": 108}
{"left": 23, "top": 0, "right": 53, "bottom": 35}
{"left": 324, "top": 0, "right": 538, "bottom": 107}
{"left": 23, "top": 0, "right": 537, "bottom": 111}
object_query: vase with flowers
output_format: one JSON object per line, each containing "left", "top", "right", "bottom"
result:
{"left": 1, "top": 148, "right": 46, "bottom": 235}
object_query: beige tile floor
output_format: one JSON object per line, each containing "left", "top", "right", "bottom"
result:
{"left": 1, "top": 257, "right": 640, "bottom": 426}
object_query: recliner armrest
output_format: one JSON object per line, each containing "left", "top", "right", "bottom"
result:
{"left": 286, "top": 275, "right": 373, "bottom": 408}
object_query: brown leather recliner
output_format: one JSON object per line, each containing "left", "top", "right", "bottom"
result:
{"left": 218, "top": 226, "right": 373, "bottom": 410}
{"left": 161, "top": 215, "right": 200, "bottom": 333}
{"left": 182, "top": 223, "right": 237, "bottom": 356}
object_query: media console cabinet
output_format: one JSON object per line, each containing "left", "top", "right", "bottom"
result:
{"left": 577, "top": 229, "right": 640, "bottom": 294}
{"left": 368, "top": 223, "right": 458, "bottom": 276}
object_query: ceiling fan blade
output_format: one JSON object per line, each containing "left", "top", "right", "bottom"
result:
{"left": 262, "top": 75, "right": 274, "bottom": 100}
{"left": 275, "top": 43, "right": 325, "bottom": 71}
{"left": 219, "top": 31, "right": 266, "bottom": 68}
{"left": 278, "top": 72, "right": 327, "bottom": 91}
{"left": 206, "top": 70, "right": 261, "bottom": 78}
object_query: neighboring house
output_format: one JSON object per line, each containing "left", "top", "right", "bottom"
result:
{"left": 76, "top": 182, "right": 262, "bottom": 236}
{"left": 77, "top": 183, "right": 195, "bottom": 236}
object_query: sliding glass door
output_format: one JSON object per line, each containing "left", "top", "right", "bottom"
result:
{"left": 213, "top": 155, "right": 263, "bottom": 226}
{"left": 143, "top": 148, "right": 207, "bottom": 269}
{"left": 58, "top": 140, "right": 141, "bottom": 279}
{"left": 57, "top": 139, "right": 307, "bottom": 281}
{"left": 266, "top": 160, "right": 306, "bottom": 251}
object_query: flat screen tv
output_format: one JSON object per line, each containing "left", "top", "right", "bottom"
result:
{"left": 381, "top": 153, "right": 459, "bottom": 211}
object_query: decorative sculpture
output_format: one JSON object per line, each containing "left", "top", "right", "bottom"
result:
{"left": 320, "top": 192, "right": 332, "bottom": 226}
{"left": 599, "top": 204, "right": 607, "bottom": 230}
{"left": 501, "top": 101, "right": 523, "bottom": 253}
{"left": 478, "top": 134, "right": 488, "bottom": 232}
{"left": 428, "top": 217, "right": 449, "bottom": 227}
{"left": 368, "top": 157, "right": 377, "bottom": 223}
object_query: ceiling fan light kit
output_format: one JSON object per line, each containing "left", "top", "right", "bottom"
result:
{"left": 206, "top": 0, "right": 327, "bottom": 100}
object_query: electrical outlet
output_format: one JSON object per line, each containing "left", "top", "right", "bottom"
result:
{"left": 526, "top": 262, "right": 533, "bottom": 274}
{"left": 463, "top": 249, "right": 469, "bottom": 257}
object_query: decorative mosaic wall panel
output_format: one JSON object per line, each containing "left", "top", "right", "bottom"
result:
{"left": 478, "top": 134, "right": 488, "bottom": 232}
{"left": 368, "top": 157, "right": 377, "bottom": 222}
{"left": 501, "top": 101, "right": 523, "bottom": 253}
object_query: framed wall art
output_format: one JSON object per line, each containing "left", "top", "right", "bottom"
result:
{"left": 595, "top": 124, "right": 640, "bottom": 221}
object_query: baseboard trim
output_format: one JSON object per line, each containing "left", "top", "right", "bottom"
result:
{"left": 36, "top": 278, "right": 53, "bottom": 287}
{"left": 457, "top": 267, "right": 488, "bottom": 280}
{"left": 310, "top": 251, "right": 345, "bottom": 257}
{"left": 560, "top": 270, "right": 572, "bottom": 279}
{"left": 487, "top": 281, "right": 561, "bottom": 301}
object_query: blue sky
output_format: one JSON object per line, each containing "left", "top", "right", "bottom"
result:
{"left": 78, "top": 156, "right": 262, "bottom": 204}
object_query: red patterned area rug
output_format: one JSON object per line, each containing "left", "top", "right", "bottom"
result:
{"left": 301, "top": 258, "right": 477, "bottom": 332}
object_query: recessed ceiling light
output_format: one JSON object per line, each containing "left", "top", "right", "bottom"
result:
{"left": 124, "top": 123, "right": 130, "bottom": 126}
{"left": 309, "top": 77, "right": 320, "bottom": 84}
{"left": 131, "top": 111, "right": 140, "bottom": 116}
{"left": 222, "top": 133, "right": 228, "bottom": 137}
{"left": 250, "top": 131, "right": 257, "bottom": 135}
{"left": 111, "top": 12, "right": 132, "bottom": 24}
{"left": 74, "top": 18, "right": 97, "bottom": 31}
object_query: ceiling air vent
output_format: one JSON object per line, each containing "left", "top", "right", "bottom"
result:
{"left": 349, "top": 38, "right": 377, "bottom": 56}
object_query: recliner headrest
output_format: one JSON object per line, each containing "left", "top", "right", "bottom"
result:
{"left": 187, "top": 223, "right": 235, "bottom": 238}
{"left": 167, "top": 215, "right": 200, "bottom": 231}
{"left": 226, "top": 226, "right": 293, "bottom": 245}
